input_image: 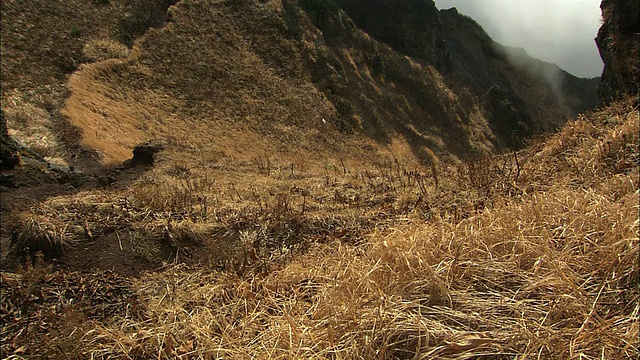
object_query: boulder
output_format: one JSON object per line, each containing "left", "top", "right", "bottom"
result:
{"left": 0, "top": 110, "right": 21, "bottom": 171}
{"left": 125, "top": 139, "right": 166, "bottom": 167}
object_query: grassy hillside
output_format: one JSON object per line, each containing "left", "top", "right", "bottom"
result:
{"left": 2, "top": 0, "right": 597, "bottom": 169}
{"left": 0, "top": 0, "right": 637, "bottom": 358}
{"left": 55, "top": 0, "right": 481, "bottom": 166}
{"left": 1, "top": 97, "right": 637, "bottom": 358}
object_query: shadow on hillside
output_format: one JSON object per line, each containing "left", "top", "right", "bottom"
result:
{"left": 0, "top": 134, "right": 157, "bottom": 268}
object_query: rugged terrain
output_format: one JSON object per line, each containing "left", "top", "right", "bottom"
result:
{"left": 596, "top": 0, "right": 640, "bottom": 105}
{"left": 0, "top": 0, "right": 637, "bottom": 358}
{"left": 1, "top": 0, "right": 599, "bottom": 168}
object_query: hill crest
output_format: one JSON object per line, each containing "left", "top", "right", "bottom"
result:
{"left": 1, "top": 0, "right": 599, "bottom": 168}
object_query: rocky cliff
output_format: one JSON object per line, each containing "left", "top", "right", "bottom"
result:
{"left": 596, "top": 0, "right": 640, "bottom": 104}
{"left": 330, "top": 1, "right": 599, "bottom": 148}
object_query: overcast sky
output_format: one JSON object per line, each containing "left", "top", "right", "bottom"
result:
{"left": 433, "top": 0, "right": 604, "bottom": 78}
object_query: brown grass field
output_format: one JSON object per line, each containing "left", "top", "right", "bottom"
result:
{"left": 0, "top": 0, "right": 638, "bottom": 358}
{"left": 1, "top": 98, "right": 637, "bottom": 358}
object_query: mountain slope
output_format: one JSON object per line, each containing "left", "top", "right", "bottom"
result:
{"left": 2, "top": 0, "right": 599, "bottom": 169}
{"left": 2, "top": 90, "right": 637, "bottom": 360}
{"left": 0, "top": 1, "right": 637, "bottom": 358}
{"left": 334, "top": 2, "right": 599, "bottom": 144}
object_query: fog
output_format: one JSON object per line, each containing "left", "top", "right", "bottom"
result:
{"left": 434, "top": 0, "right": 604, "bottom": 78}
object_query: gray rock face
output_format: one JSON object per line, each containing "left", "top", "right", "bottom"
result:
{"left": 596, "top": 0, "right": 640, "bottom": 105}
{"left": 336, "top": 0, "right": 440, "bottom": 58}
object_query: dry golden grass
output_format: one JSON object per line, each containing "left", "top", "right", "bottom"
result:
{"left": 2, "top": 99, "right": 637, "bottom": 359}
{"left": 0, "top": 0, "right": 130, "bottom": 93}
{"left": 1, "top": 86, "right": 71, "bottom": 165}
{"left": 1, "top": 1, "right": 637, "bottom": 358}
{"left": 82, "top": 39, "right": 130, "bottom": 63}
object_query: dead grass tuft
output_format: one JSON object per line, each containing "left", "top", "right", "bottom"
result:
{"left": 10, "top": 212, "right": 77, "bottom": 259}
{"left": 82, "top": 39, "right": 130, "bottom": 62}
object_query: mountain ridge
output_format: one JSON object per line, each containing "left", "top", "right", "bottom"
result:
{"left": 1, "top": 0, "right": 600, "bottom": 169}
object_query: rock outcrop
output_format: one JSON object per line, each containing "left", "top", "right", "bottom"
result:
{"left": 0, "top": 110, "right": 21, "bottom": 171}
{"left": 124, "top": 139, "right": 166, "bottom": 167}
{"left": 596, "top": 0, "right": 640, "bottom": 104}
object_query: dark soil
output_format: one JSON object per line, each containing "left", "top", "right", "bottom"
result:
{"left": 61, "top": 233, "right": 161, "bottom": 277}
{"left": 1, "top": 160, "right": 158, "bottom": 276}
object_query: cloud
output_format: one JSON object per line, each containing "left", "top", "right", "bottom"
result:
{"left": 434, "top": 0, "right": 603, "bottom": 77}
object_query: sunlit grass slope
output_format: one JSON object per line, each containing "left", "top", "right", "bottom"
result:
{"left": 58, "top": 0, "right": 554, "bottom": 167}
{"left": 0, "top": 0, "right": 637, "bottom": 358}
{"left": 2, "top": 98, "right": 637, "bottom": 358}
